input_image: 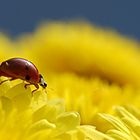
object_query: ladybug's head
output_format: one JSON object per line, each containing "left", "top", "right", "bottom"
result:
{"left": 39, "top": 74, "right": 47, "bottom": 88}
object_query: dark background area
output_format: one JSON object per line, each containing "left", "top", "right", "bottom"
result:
{"left": 0, "top": 0, "right": 140, "bottom": 40}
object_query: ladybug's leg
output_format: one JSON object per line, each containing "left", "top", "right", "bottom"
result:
{"left": 0, "top": 79, "right": 9, "bottom": 85}
{"left": 32, "top": 84, "right": 39, "bottom": 94}
{"left": 24, "top": 83, "right": 39, "bottom": 96}
{"left": 24, "top": 83, "right": 31, "bottom": 89}
{"left": 0, "top": 77, "right": 16, "bottom": 85}
{"left": 9, "top": 77, "right": 16, "bottom": 81}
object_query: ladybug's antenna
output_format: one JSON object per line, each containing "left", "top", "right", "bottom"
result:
{"left": 43, "top": 86, "right": 54, "bottom": 94}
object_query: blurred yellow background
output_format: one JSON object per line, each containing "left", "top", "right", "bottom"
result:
{"left": 1, "top": 22, "right": 140, "bottom": 131}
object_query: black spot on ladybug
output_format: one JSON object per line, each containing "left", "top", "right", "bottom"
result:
{"left": 25, "top": 65, "right": 29, "bottom": 71}
{"left": 25, "top": 75, "right": 30, "bottom": 80}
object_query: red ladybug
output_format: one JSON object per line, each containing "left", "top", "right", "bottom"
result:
{"left": 0, "top": 58, "right": 47, "bottom": 93}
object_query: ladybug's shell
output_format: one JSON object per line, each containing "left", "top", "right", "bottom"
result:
{"left": 0, "top": 58, "right": 40, "bottom": 84}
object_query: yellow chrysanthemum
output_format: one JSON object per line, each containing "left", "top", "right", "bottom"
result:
{"left": 1, "top": 21, "right": 140, "bottom": 139}
{"left": 100, "top": 106, "right": 140, "bottom": 140}
{"left": 46, "top": 73, "right": 140, "bottom": 131}
{"left": 0, "top": 80, "right": 112, "bottom": 140}
{"left": 5, "top": 21, "right": 140, "bottom": 129}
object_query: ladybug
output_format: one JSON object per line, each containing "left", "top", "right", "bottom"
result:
{"left": 0, "top": 58, "right": 47, "bottom": 93}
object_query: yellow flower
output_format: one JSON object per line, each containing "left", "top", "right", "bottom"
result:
{"left": 99, "top": 106, "right": 140, "bottom": 140}
{"left": 1, "top": 21, "right": 140, "bottom": 139}
{"left": 3, "top": 21, "right": 139, "bottom": 129}
{"left": 0, "top": 79, "right": 113, "bottom": 140}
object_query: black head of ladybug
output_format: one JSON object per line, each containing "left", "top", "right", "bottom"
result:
{"left": 39, "top": 74, "right": 47, "bottom": 88}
